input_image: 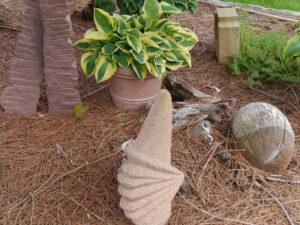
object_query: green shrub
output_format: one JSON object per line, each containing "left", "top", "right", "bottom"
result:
{"left": 226, "top": 12, "right": 300, "bottom": 87}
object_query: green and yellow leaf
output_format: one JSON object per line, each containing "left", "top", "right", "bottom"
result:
{"left": 130, "top": 49, "right": 148, "bottom": 64}
{"left": 160, "top": 2, "right": 182, "bottom": 14}
{"left": 94, "top": 8, "right": 114, "bottom": 34}
{"left": 112, "top": 51, "right": 132, "bottom": 67}
{"left": 95, "top": 55, "right": 117, "bottom": 83}
{"left": 143, "top": 0, "right": 162, "bottom": 21}
{"left": 74, "top": 39, "right": 104, "bottom": 50}
{"left": 84, "top": 28, "right": 109, "bottom": 40}
{"left": 80, "top": 51, "right": 100, "bottom": 77}
{"left": 116, "top": 41, "right": 132, "bottom": 53}
{"left": 131, "top": 60, "right": 148, "bottom": 80}
{"left": 102, "top": 43, "right": 118, "bottom": 55}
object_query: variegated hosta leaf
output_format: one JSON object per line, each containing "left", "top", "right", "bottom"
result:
{"left": 175, "top": 0, "right": 188, "bottom": 8}
{"left": 125, "top": 28, "right": 142, "bottom": 38}
{"left": 173, "top": 48, "right": 191, "bottom": 67}
{"left": 74, "top": 39, "right": 104, "bottom": 50}
{"left": 164, "top": 51, "right": 179, "bottom": 62}
{"left": 143, "top": 32, "right": 171, "bottom": 49}
{"left": 160, "top": 2, "right": 182, "bottom": 14}
{"left": 102, "top": 43, "right": 119, "bottom": 55}
{"left": 143, "top": 0, "right": 162, "bottom": 21}
{"left": 116, "top": 15, "right": 129, "bottom": 35}
{"left": 188, "top": 0, "right": 198, "bottom": 13}
{"left": 116, "top": 41, "right": 132, "bottom": 53}
{"left": 148, "top": 19, "right": 169, "bottom": 31}
{"left": 130, "top": 49, "right": 148, "bottom": 64}
{"left": 95, "top": 55, "right": 117, "bottom": 83}
{"left": 112, "top": 51, "right": 132, "bottom": 67}
{"left": 81, "top": 51, "right": 100, "bottom": 77}
{"left": 84, "top": 28, "right": 109, "bottom": 40}
{"left": 145, "top": 45, "right": 162, "bottom": 57}
{"left": 165, "top": 60, "right": 183, "bottom": 70}
{"left": 141, "top": 36, "right": 160, "bottom": 48}
{"left": 167, "top": 26, "right": 198, "bottom": 42}
{"left": 131, "top": 60, "right": 148, "bottom": 80}
{"left": 126, "top": 35, "right": 143, "bottom": 53}
{"left": 94, "top": 8, "right": 114, "bottom": 34}
{"left": 137, "top": 14, "right": 147, "bottom": 28}
{"left": 127, "top": 15, "right": 143, "bottom": 30}
{"left": 178, "top": 39, "right": 197, "bottom": 51}
{"left": 146, "top": 58, "right": 165, "bottom": 78}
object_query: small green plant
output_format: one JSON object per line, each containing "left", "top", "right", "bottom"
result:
{"left": 281, "top": 20, "right": 300, "bottom": 68}
{"left": 226, "top": 12, "right": 300, "bottom": 86}
{"left": 118, "top": 115, "right": 126, "bottom": 122}
{"left": 74, "top": 105, "right": 89, "bottom": 118}
{"left": 74, "top": 0, "right": 198, "bottom": 83}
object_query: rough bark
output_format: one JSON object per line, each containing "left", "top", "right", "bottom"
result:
{"left": 1, "top": 0, "right": 81, "bottom": 115}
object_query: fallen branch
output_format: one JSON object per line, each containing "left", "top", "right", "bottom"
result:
{"left": 266, "top": 176, "right": 300, "bottom": 184}
{"left": 97, "top": 120, "right": 134, "bottom": 153}
{"left": 179, "top": 192, "right": 255, "bottom": 225}
{"left": 202, "top": 142, "right": 222, "bottom": 170}
{"left": 255, "top": 182, "right": 295, "bottom": 225}
{"left": 249, "top": 87, "right": 300, "bottom": 116}
{"left": 62, "top": 192, "right": 110, "bottom": 225}
{"left": 82, "top": 84, "right": 109, "bottom": 99}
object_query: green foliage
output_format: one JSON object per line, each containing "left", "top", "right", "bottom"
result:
{"left": 226, "top": 12, "right": 300, "bottom": 87}
{"left": 94, "top": 0, "right": 116, "bottom": 13}
{"left": 74, "top": 105, "right": 89, "bottom": 118}
{"left": 118, "top": 116, "right": 126, "bottom": 122}
{"left": 94, "top": 0, "right": 197, "bottom": 16}
{"left": 74, "top": 0, "right": 198, "bottom": 83}
{"left": 281, "top": 21, "right": 300, "bottom": 68}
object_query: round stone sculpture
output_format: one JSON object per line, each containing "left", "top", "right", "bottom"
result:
{"left": 231, "top": 102, "right": 295, "bottom": 172}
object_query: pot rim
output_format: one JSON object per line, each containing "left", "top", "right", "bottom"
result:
{"left": 113, "top": 67, "right": 163, "bottom": 80}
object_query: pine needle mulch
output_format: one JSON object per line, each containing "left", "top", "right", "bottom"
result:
{"left": 0, "top": 1, "right": 299, "bottom": 224}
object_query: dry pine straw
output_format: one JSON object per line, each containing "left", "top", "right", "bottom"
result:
{"left": 0, "top": 1, "right": 300, "bottom": 225}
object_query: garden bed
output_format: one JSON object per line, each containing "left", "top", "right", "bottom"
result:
{"left": 0, "top": 1, "right": 299, "bottom": 224}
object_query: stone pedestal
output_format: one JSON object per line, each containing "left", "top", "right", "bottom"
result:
{"left": 214, "top": 8, "right": 240, "bottom": 63}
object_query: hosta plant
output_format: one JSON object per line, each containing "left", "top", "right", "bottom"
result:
{"left": 74, "top": 0, "right": 198, "bottom": 83}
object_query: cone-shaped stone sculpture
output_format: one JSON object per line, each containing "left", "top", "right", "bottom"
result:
{"left": 1, "top": 0, "right": 81, "bottom": 115}
{"left": 118, "top": 89, "right": 184, "bottom": 225}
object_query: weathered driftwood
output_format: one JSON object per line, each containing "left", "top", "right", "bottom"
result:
{"left": 231, "top": 102, "right": 295, "bottom": 172}
{"left": 190, "top": 120, "right": 214, "bottom": 147}
{"left": 173, "top": 99, "right": 235, "bottom": 128}
{"left": 118, "top": 90, "right": 184, "bottom": 225}
{"left": 163, "top": 73, "right": 219, "bottom": 102}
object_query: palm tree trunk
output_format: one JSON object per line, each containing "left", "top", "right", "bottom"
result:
{"left": 1, "top": 0, "right": 81, "bottom": 115}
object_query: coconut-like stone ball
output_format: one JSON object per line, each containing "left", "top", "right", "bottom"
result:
{"left": 231, "top": 102, "right": 295, "bottom": 172}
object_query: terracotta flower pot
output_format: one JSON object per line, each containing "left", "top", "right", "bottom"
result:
{"left": 109, "top": 67, "right": 163, "bottom": 109}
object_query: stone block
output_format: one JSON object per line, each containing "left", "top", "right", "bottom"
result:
{"left": 214, "top": 8, "right": 240, "bottom": 63}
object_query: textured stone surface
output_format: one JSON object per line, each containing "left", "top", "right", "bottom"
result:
{"left": 231, "top": 102, "right": 295, "bottom": 172}
{"left": 118, "top": 90, "right": 184, "bottom": 225}
{"left": 214, "top": 8, "right": 240, "bottom": 63}
{"left": 1, "top": 0, "right": 81, "bottom": 115}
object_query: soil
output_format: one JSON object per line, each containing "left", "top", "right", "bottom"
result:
{"left": 0, "top": 1, "right": 299, "bottom": 225}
